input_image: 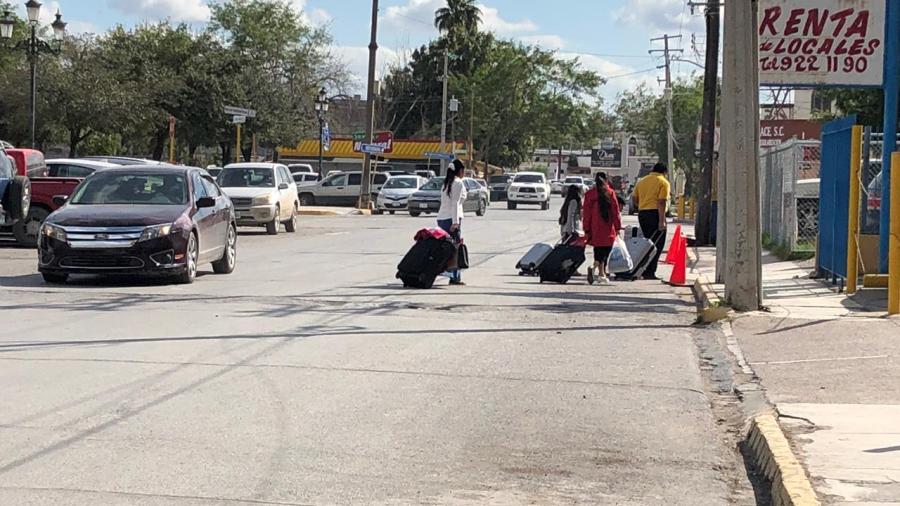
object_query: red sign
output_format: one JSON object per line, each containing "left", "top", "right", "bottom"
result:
{"left": 758, "top": 0, "right": 886, "bottom": 87}
{"left": 353, "top": 131, "right": 393, "bottom": 154}
{"left": 760, "top": 120, "right": 821, "bottom": 147}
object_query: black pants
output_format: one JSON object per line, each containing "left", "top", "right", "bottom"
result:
{"left": 638, "top": 210, "right": 667, "bottom": 277}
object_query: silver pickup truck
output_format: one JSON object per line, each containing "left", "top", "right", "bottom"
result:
{"left": 298, "top": 171, "right": 388, "bottom": 207}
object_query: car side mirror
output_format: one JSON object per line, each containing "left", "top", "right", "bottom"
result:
{"left": 279, "top": 183, "right": 289, "bottom": 190}
{"left": 52, "top": 195, "right": 68, "bottom": 207}
{"left": 196, "top": 196, "right": 216, "bottom": 208}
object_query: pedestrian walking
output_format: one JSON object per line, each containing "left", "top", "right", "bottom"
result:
{"left": 583, "top": 172, "right": 622, "bottom": 285}
{"left": 631, "top": 162, "right": 670, "bottom": 280}
{"left": 559, "top": 184, "right": 583, "bottom": 241}
{"left": 437, "top": 159, "right": 468, "bottom": 286}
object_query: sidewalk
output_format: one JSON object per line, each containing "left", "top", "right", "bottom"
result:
{"left": 692, "top": 246, "right": 900, "bottom": 505}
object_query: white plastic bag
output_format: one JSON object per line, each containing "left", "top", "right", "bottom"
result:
{"left": 607, "top": 236, "right": 634, "bottom": 273}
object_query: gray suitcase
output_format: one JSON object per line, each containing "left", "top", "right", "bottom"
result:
{"left": 517, "top": 243, "right": 554, "bottom": 276}
{"left": 615, "top": 227, "right": 658, "bottom": 281}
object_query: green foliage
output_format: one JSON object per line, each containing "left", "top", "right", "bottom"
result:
{"left": 814, "top": 88, "right": 886, "bottom": 127}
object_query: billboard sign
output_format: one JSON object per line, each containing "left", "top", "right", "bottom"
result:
{"left": 759, "top": 119, "right": 821, "bottom": 147}
{"left": 758, "top": 0, "right": 886, "bottom": 87}
{"left": 353, "top": 131, "right": 393, "bottom": 153}
{"left": 591, "top": 148, "right": 622, "bottom": 168}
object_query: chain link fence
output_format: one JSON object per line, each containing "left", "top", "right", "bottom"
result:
{"left": 860, "top": 132, "right": 890, "bottom": 235}
{"left": 760, "top": 139, "right": 821, "bottom": 254}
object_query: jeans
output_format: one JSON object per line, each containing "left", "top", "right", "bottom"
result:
{"left": 437, "top": 218, "right": 461, "bottom": 282}
{"left": 638, "top": 210, "right": 667, "bottom": 277}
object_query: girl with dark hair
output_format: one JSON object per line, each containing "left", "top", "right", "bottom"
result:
{"left": 582, "top": 172, "right": 622, "bottom": 285}
{"left": 436, "top": 159, "right": 468, "bottom": 285}
{"left": 559, "top": 184, "right": 583, "bottom": 240}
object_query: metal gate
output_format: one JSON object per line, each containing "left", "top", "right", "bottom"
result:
{"left": 817, "top": 116, "right": 856, "bottom": 282}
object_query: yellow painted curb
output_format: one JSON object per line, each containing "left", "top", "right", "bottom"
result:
{"left": 747, "top": 413, "right": 820, "bottom": 506}
{"left": 298, "top": 209, "right": 346, "bottom": 216}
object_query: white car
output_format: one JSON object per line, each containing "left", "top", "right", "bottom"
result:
{"left": 375, "top": 175, "right": 427, "bottom": 214}
{"left": 550, "top": 179, "right": 564, "bottom": 194}
{"left": 507, "top": 172, "right": 551, "bottom": 210}
{"left": 563, "top": 176, "right": 589, "bottom": 194}
{"left": 218, "top": 163, "right": 300, "bottom": 235}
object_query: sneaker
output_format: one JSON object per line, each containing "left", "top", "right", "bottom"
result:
{"left": 598, "top": 276, "right": 610, "bottom": 285}
{"left": 642, "top": 274, "right": 659, "bottom": 281}
{"left": 587, "top": 267, "right": 595, "bottom": 285}
{"left": 449, "top": 279, "right": 466, "bottom": 286}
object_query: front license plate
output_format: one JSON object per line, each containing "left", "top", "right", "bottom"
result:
{"left": 419, "top": 203, "right": 429, "bottom": 209}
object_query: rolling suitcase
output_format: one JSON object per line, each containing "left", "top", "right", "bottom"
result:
{"left": 538, "top": 243, "right": 586, "bottom": 284}
{"left": 397, "top": 236, "right": 456, "bottom": 289}
{"left": 516, "top": 243, "right": 554, "bottom": 276}
{"left": 615, "top": 227, "right": 659, "bottom": 281}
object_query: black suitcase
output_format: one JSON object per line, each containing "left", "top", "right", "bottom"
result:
{"left": 538, "top": 243, "right": 585, "bottom": 284}
{"left": 397, "top": 237, "right": 456, "bottom": 288}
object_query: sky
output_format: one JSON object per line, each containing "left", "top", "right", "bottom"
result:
{"left": 12, "top": 0, "right": 708, "bottom": 105}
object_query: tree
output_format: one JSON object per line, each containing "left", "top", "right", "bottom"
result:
{"left": 434, "top": 0, "right": 481, "bottom": 39}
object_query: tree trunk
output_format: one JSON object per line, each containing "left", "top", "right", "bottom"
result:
{"left": 151, "top": 128, "right": 167, "bottom": 161}
{"left": 68, "top": 128, "right": 80, "bottom": 158}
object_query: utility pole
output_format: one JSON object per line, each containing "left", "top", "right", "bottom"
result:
{"left": 358, "top": 0, "right": 379, "bottom": 210}
{"left": 722, "top": 0, "right": 762, "bottom": 311}
{"left": 695, "top": 0, "right": 720, "bottom": 246}
{"left": 439, "top": 51, "right": 450, "bottom": 175}
{"left": 650, "top": 34, "right": 682, "bottom": 173}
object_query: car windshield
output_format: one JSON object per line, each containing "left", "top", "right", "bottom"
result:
{"left": 70, "top": 172, "right": 187, "bottom": 205}
{"left": 384, "top": 177, "right": 419, "bottom": 189}
{"left": 514, "top": 174, "right": 544, "bottom": 183}
{"left": 420, "top": 177, "right": 445, "bottom": 191}
{"left": 489, "top": 176, "right": 509, "bottom": 183}
{"left": 219, "top": 167, "right": 275, "bottom": 188}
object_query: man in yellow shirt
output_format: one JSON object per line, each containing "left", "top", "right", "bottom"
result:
{"left": 632, "top": 162, "right": 671, "bottom": 280}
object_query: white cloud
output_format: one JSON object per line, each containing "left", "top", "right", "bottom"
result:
{"left": 332, "top": 45, "right": 402, "bottom": 94}
{"left": 478, "top": 4, "right": 537, "bottom": 34}
{"left": 287, "top": 0, "right": 332, "bottom": 26}
{"left": 519, "top": 34, "right": 565, "bottom": 50}
{"left": 107, "top": 0, "right": 211, "bottom": 23}
{"left": 613, "top": 0, "right": 703, "bottom": 34}
{"left": 30, "top": 1, "right": 97, "bottom": 35}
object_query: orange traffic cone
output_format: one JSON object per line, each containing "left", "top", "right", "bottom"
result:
{"left": 664, "top": 225, "right": 683, "bottom": 264}
{"left": 668, "top": 234, "right": 688, "bottom": 286}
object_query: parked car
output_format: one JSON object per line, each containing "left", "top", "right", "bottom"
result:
{"left": 38, "top": 165, "right": 236, "bottom": 284}
{"left": 416, "top": 170, "right": 437, "bottom": 180}
{"left": 6, "top": 148, "right": 48, "bottom": 178}
{"left": 475, "top": 179, "right": 491, "bottom": 204}
{"left": 0, "top": 146, "right": 30, "bottom": 231}
{"left": 375, "top": 175, "right": 427, "bottom": 214}
{"left": 292, "top": 172, "right": 319, "bottom": 188}
{"left": 205, "top": 166, "right": 223, "bottom": 178}
{"left": 297, "top": 171, "right": 388, "bottom": 207}
{"left": 80, "top": 156, "right": 163, "bottom": 166}
{"left": 488, "top": 174, "right": 513, "bottom": 201}
{"left": 47, "top": 158, "right": 117, "bottom": 178}
{"left": 407, "top": 177, "right": 489, "bottom": 217}
{"left": 507, "top": 172, "right": 551, "bottom": 210}
{"left": 217, "top": 163, "right": 299, "bottom": 235}
{"left": 288, "top": 163, "right": 316, "bottom": 175}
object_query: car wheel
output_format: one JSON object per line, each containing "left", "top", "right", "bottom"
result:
{"left": 41, "top": 271, "right": 68, "bottom": 284}
{"left": 476, "top": 199, "right": 486, "bottom": 216}
{"left": 299, "top": 193, "right": 315, "bottom": 206}
{"left": 374, "top": 209, "right": 384, "bottom": 215}
{"left": 12, "top": 206, "right": 49, "bottom": 247}
{"left": 4, "top": 176, "right": 31, "bottom": 221}
{"left": 541, "top": 201, "right": 550, "bottom": 211}
{"left": 389, "top": 210, "right": 396, "bottom": 215}
{"left": 507, "top": 201, "right": 517, "bottom": 210}
{"left": 284, "top": 204, "right": 298, "bottom": 233}
{"left": 266, "top": 206, "right": 280, "bottom": 235}
{"left": 213, "top": 223, "right": 237, "bottom": 274}
{"left": 177, "top": 232, "right": 198, "bottom": 284}
{"left": 409, "top": 211, "right": 421, "bottom": 217}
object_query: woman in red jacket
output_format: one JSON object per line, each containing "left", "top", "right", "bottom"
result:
{"left": 582, "top": 172, "right": 622, "bottom": 285}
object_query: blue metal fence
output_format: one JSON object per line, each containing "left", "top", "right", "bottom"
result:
{"left": 817, "top": 116, "right": 856, "bottom": 282}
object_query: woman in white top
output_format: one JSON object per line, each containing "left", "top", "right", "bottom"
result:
{"left": 436, "top": 159, "right": 468, "bottom": 285}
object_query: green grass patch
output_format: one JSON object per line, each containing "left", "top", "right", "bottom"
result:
{"left": 762, "top": 233, "right": 816, "bottom": 261}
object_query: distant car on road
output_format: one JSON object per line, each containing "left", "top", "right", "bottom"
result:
{"left": 550, "top": 179, "right": 563, "bottom": 194}
{"left": 488, "top": 174, "right": 513, "bottom": 201}
{"left": 375, "top": 175, "right": 427, "bottom": 214}
{"left": 407, "top": 176, "right": 488, "bottom": 217}
{"left": 205, "top": 166, "right": 223, "bottom": 179}
{"left": 475, "top": 178, "right": 491, "bottom": 203}
{"left": 47, "top": 158, "right": 117, "bottom": 178}
{"left": 506, "top": 172, "right": 551, "bottom": 210}
{"left": 218, "top": 163, "right": 299, "bottom": 235}
{"left": 38, "top": 165, "right": 236, "bottom": 285}
{"left": 80, "top": 156, "right": 163, "bottom": 166}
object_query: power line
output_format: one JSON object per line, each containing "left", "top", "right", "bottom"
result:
{"left": 604, "top": 67, "right": 660, "bottom": 80}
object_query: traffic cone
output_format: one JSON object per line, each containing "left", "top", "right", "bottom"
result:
{"left": 668, "top": 234, "right": 688, "bottom": 286}
{"left": 664, "top": 225, "right": 683, "bottom": 264}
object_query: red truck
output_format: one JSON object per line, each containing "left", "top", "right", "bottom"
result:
{"left": 2, "top": 148, "right": 83, "bottom": 246}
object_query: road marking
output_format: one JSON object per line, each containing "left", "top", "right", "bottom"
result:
{"left": 757, "top": 354, "right": 890, "bottom": 366}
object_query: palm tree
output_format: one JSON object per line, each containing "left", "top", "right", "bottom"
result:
{"left": 434, "top": 0, "right": 482, "bottom": 37}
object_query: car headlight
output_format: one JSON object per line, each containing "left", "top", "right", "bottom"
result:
{"left": 139, "top": 224, "right": 174, "bottom": 242}
{"left": 41, "top": 223, "right": 67, "bottom": 242}
{"left": 252, "top": 194, "right": 276, "bottom": 206}
{"left": 508, "top": 185, "right": 519, "bottom": 192}
{"left": 536, "top": 187, "right": 546, "bottom": 192}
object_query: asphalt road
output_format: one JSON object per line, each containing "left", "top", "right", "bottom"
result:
{"left": 0, "top": 199, "right": 749, "bottom": 505}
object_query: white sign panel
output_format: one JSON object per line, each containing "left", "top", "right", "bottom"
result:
{"left": 758, "top": 0, "right": 885, "bottom": 87}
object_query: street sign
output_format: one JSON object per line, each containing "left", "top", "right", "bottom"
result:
{"left": 758, "top": 0, "right": 886, "bottom": 87}
{"left": 360, "top": 143, "right": 385, "bottom": 154}
{"left": 232, "top": 115, "right": 247, "bottom": 125}
{"left": 424, "top": 151, "right": 455, "bottom": 161}
{"left": 352, "top": 131, "right": 365, "bottom": 142}
{"left": 353, "top": 131, "right": 393, "bottom": 153}
{"left": 224, "top": 106, "right": 257, "bottom": 118}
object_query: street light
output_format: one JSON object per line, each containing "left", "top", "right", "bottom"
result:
{"left": 0, "top": 2, "right": 66, "bottom": 148}
{"left": 314, "top": 87, "right": 329, "bottom": 179}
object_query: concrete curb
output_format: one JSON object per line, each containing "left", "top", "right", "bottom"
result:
{"left": 747, "top": 413, "right": 821, "bottom": 506}
{"left": 298, "top": 208, "right": 366, "bottom": 217}
{"left": 686, "top": 248, "right": 733, "bottom": 322}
